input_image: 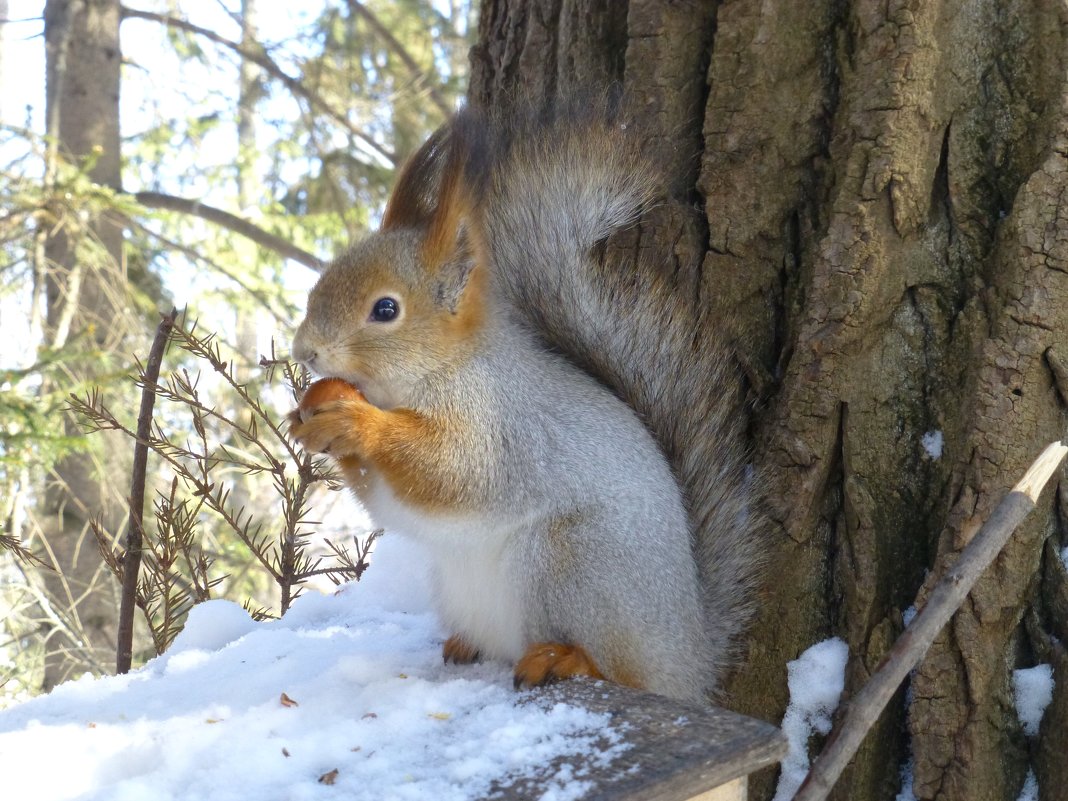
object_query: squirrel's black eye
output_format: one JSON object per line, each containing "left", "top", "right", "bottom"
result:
{"left": 371, "top": 297, "right": 399, "bottom": 322}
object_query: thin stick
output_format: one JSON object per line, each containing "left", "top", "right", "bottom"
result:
{"left": 116, "top": 308, "right": 178, "bottom": 674}
{"left": 792, "top": 440, "right": 1068, "bottom": 801}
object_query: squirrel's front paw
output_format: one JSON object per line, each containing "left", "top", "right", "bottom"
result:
{"left": 288, "top": 399, "right": 367, "bottom": 458}
{"left": 513, "top": 642, "right": 604, "bottom": 689}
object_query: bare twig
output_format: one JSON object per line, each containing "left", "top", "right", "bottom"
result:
{"left": 793, "top": 440, "right": 1068, "bottom": 801}
{"left": 132, "top": 191, "right": 324, "bottom": 272}
{"left": 116, "top": 308, "right": 178, "bottom": 674}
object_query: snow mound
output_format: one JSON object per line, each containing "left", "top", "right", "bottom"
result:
{"left": 1013, "top": 664, "right": 1054, "bottom": 738}
{"left": 0, "top": 536, "right": 626, "bottom": 801}
{"left": 773, "top": 637, "right": 850, "bottom": 801}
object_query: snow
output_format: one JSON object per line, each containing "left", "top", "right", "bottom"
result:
{"left": 1013, "top": 664, "right": 1054, "bottom": 737}
{"left": 1010, "top": 664, "right": 1053, "bottom": 801}
{"left": 1017, "top": 770, "right": 1038, "bottom": 801}
{"left": 772, "top": 637, "right": 850, "bottom": 801}
{"left": 895, "top": 759, "right": 918, "bottom": 801}
{"left": 0, "top": 535, "right": 629, "bottom": 801}
{"left": 894, "top": 606, "right": 919, "bottom": 801}
{"left": 921, "top": 430, "right": 944, "bottom": 460}
{"left": 894, "top": 614, "right": 1052, "bottom": 801}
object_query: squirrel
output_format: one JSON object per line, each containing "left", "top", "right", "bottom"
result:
{"left": 288, "top": 98, "right": 761, "bottom": 703}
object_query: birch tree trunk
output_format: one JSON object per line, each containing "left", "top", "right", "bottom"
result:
{"left": 470, "top": 3, "right": 1068, "bottom": 801}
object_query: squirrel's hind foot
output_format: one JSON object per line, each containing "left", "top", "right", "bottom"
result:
{"left": 513, "top": 642, "right": 604, "bottom": 690}
{"left": 442, "top": 634, "right": 481, "bottom": 665}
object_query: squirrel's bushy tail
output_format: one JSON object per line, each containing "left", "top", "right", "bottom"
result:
{"left": 457, "top": 99, "right": 763, "bottom": 694}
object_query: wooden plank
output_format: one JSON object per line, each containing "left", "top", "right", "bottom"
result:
{"left": 486, "top": 680, "right": 787, "bottom": 801}
{"left": 689, "top": 776, "right": 747, "bottom": 801}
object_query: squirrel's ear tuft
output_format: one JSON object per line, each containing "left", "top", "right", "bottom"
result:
{"left": 426, "top": 144, "right": 479, "bottom": 314}
{"left": 420, "top": 135, "right": 473, "bottom": 270}
{"left": 383, "top": 111, "right": 482, "bottom": 265}
{"left": 381, "top": 125, "right": 451, "bottom": 232}
{"left": 382, "top": 108, "right": 489, "bottom": 233}
{"left": 419, "top": 117, "right": 484, "bottom": 310}
{"left": 385, "top": 109, "right": 487, "bottom": 313}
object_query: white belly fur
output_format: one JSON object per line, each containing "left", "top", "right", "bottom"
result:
{"left": 362, "top": 476, "right": 528, "bottom": 662}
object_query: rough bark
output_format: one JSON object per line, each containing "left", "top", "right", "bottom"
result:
{"left": 471, "top": 2, "right": 1068, "bottom": 801}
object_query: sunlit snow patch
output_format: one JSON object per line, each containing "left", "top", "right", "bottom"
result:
{"left": 772, "top": 637, "right": 849, "bottom": 801}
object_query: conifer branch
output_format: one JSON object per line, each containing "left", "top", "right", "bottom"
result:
{"left": 73, "top": 320, "right": 368, "bottom": 657}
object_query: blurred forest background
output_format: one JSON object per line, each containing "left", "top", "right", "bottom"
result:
{"left": 0, "top": 0, "right": 473, "bottom": 699}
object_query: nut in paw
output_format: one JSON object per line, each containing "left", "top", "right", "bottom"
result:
{"left": 289, "top": 399, "right": 367, "bottom": 458}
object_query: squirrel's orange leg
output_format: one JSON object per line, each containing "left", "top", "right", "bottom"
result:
{"left": 513, "top": 642, "right": 605, "bottom": 689}
{"left": 443, "top": 634, "right": 481, "bottom": 665}
{"left": 289, "top": 399, "right": 469, "bottom": 512}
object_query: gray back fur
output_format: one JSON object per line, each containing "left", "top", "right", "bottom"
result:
{"left": 461, "top": 100, "right": 764, "bottom": 693}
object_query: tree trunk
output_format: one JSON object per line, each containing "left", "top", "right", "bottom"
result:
{"left": 0, "top": 1, "right": 9, "bottom": 121}
{"left": 39, "top": 0, "right": 130, "bottom": 690}
{"left": 470, "top": 3, "right": 1068, "bottom": 801}
{"left": 234, "top": 0, "right": 261, "bottom": 380}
